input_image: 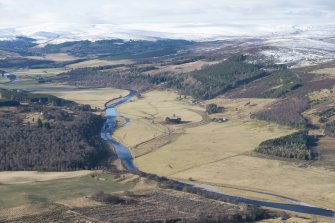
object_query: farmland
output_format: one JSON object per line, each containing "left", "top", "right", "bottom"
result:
{"left": 0, "top": 171, "right": 134, "bottom": 209}
{"left": 36, "top": 88, "right": 129, "bottom": 109}
{"left": 67, "top": 59, "right": 134, "bottom": 69}
{"left": 115, "top": 89, "right": 335, "bottom": 211}
{"left": 114, "top": 90, "right": 203, "bottom": 148}
{"left": 1, "top": 33, "right": 335, "bottom": 222}
{"left": 26, "top": 53, "right": 81, "bottom": 62}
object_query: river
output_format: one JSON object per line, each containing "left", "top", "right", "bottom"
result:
{"left": 101, "top": 91, "right": 335, "bottom": 218}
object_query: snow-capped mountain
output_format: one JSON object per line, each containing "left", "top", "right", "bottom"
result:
{"left": 1, "top": 23, "right": 334, "bottom": 44}
{"left": 1, "top": 23, "right": 335, "bottom": 68}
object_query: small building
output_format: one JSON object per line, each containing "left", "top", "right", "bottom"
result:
{"left": 212, "top": 117, "right": 228, "bottom": 123}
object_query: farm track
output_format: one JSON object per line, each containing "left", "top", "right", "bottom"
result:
{"left": 133, "top": 109, "right": 210, "bottom": 158}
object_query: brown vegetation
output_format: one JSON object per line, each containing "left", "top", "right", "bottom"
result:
{"left": 252, "top": 96, "right": 309, "bottom": 128}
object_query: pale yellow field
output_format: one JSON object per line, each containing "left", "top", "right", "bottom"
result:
{"left": 308, "top": 88, "right": 335, "bottom": 102}
{"left": 22, "top": 112, "right": 41, "bottom": 124}
{"left": 67, "top": 59, "right": 134, "bottom": 69}
{"left": 26, "top": 53, "right": 80, "bottom": 62}
{"left": 0, "top": 170, "right": 92, "bottom": 185}
{"left": 0, "top": 77, "right": 9, "bottom": 83}
{"left": 12, "top": 68, "right": 69, "bottom": 77}
{"left": 259, "top": 217, "right": 330, "bottom": 223}
{"left": 114, "top": 118, "right": 167, "bottom": 148}
{"left": 37, "top": 88, "right": 129, "bottom": 109}
{"left": 148, "top": 60, "right": 220, "bottom": 75}
{"left": 127, "top": 92, "right": 293, "bottom": 176}
{"left": 311, "top": 67, "right": 335, "bottom": 76}
{"left": 114, "top": 90, "right": 203, "bottom": 147}
{"left": 208, "top": 97, "right": 279, "bottom": 120}
{"left": 134, "top": 120, "right": 294, "bottom": 176}
{"left": 173, "top": 155, "right": 335, "bottom": 210}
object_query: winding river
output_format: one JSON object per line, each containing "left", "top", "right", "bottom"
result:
{"left": 101, "top": 91, "right": 138, "bottom": 172}
{"left": 101, "top": 91, "right": 335, "bottom": 218}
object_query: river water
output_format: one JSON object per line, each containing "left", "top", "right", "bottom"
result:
{"left": 101, "top": 91, "right": 138, "bottom": 172}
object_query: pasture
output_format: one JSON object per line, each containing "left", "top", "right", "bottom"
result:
{"left": 114, "top": 90, "right": 203, "bottom": 148}
{"left": 12, "top": 68, "right": 68, "bottom": 77}
{"left": 0, "top": 171, "right": 133, "bottom": 209}
{"left": 311, "top": 67, "right": 335, "bottom": 76}
{"left": 26, "top": 53, "right": 80, "bottom": 62}
{"left": 36, "top": 88, "right": 129, "bottom": 109}
{"left": 67, "top": 59, "right": 134, "bottom": 69}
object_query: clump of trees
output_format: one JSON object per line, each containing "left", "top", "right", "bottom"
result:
{"left": 0, "top": 109, "right": 110, "bottom": 171}
{"left": 206, "top": 103, "right": 223, "bottom": 114}
{"left": 42, "top": 39, "right": 192, "bottom": 58}
{"left": 61, "top": 68, "right": 163, "bottom": 92}
{"left": 316, "top": 108, "right": 335, "bottom": 123}
{"left": 0, "top": 89, "right": 74, "bottom": 106}
{"left": 168, "top": 57, "right": 267, "bottom": 99}
{"left": 91, "top": 192, "right": 126, "bottom": 204}
{"left": 260, "top": 70, "right": 302, "bottom": 98}
{"left": 255, "top": 131, "right": 313, "bottom": 160}
{"left": 0, "top": 100, "right": 20, "bottom": 107}
{"left": 165, "top": 117, "right": 182, "bottom": 124}
{"left": 325, "top": 121, "right": 335, "bottom": 137}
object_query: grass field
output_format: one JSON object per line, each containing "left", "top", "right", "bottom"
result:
{"left": 1, "top": 78, "right": 78, "bottom": 90}
{"left": 26, "top": 53, "right": 81, "bottom": 62}
{"left": 0, "top": 77, "right": 10, "bottom": 84}
{"left": 148, "top": 60, "right": 220, "bottom": 75}
{"left": 67, "top": 59, "right": 134, "bottom": 69}
{"left": 12, "top": 68, "right": 69, "bottom": 77}
{"left": 0, "top": 171, "right": 133, "bottom": 209}
{"left": 134, "top": 120, "right": 294, "bottom": 176}
{"left": 173, "top": 155, "right": 335, "bottom": 210}
{"left": 37, "top": 88, "right": 129, "bottom": 109}
{"left": 0, "top": 171, "right": 92, "bottom": 185}
{"left": 121, "top": 92, "right": 294, "bottom": 176}
{"left": 311, "top": 67, "right": 335, "bottom": 76}
{"left": 114, "top": 90, "right": 203, "bottom": 148}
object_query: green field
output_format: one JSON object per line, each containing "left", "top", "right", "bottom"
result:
{"left": 0, "top": 172, "right": 133, "bottom": 209}
{"left": 37, "top": 88, "right": 129, "bottom": 109}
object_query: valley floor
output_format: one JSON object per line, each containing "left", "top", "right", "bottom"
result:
{"left": 115, "top": 90, "right": 335, "bottom": 211}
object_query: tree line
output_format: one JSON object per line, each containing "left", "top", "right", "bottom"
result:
{"left": 167, "top": 58, "right": 267, "bottom": 99}
{"left": 325, "top": 121, "right": 335, "bottom": 137}
{"left": 255, "top": 131, "right": 313, "bottom": 160}
{"left": 0, "top": 111, "right": 110, "bottom": 171}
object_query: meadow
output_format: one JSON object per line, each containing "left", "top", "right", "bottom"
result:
{"left": 37, "top": 88, "right": 129, "bottom": 109}
{"left": 0, "top": 171, "right": 133, "bottom": 209}
{"left": 114, "top": 90, "right": 203, "bottom": 148}
{"left": 67, "top": 59, "right": 134, "bottom": 69}
{"left": 26, "top": 53, "right": 81, "bottom": 62}
{"left": 310, "top": 67, "right": 335, "bottom": 76}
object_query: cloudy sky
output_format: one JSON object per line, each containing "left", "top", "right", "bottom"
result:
{"left": 0, "top": 0, "right": 334, "bottom": 33}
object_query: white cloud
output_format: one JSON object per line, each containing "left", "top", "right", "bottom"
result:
{"left": 0, "top": 0, "right": 334, "bottom": 31}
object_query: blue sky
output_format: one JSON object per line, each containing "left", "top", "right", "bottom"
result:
{"left": 0, "top": 0, "right": 334, "bottom": 28}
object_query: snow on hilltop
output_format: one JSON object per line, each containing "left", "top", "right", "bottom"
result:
{"left": 1, "top": 23, "right": 335, "bottom": 68}
{"left": 0, "top": 23, "right": 334, "bottom": 43}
